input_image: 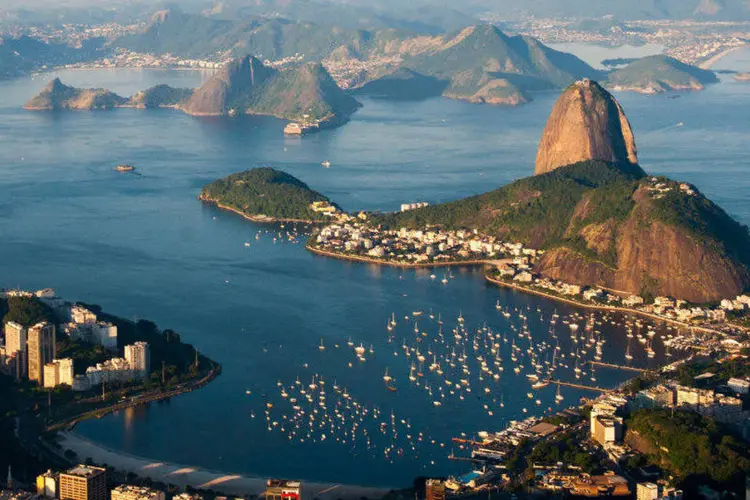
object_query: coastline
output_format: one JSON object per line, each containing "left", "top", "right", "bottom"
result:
{"left": 199, "top": 195, "right": 322, "bottom": 224}
{"left": 306, "top": 243, "right": 508, "bottom": 269}
{"left": 57, "top": 432, "right": 393, "bottom": 500}
{"left": 699, "top": 45, "right": 748, "bottom": 69}
{"left": 304, "top": 244, "right": 726, "bottom": 338}
{"left": 484, "top": 274, "right": 722, "bottom": 338}
{"left": 46, "top": 364, "right": 221, "bottom": 432}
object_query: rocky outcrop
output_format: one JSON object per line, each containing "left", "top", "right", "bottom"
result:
{"left": 180, "top": 56, "right": 360, "bottom": 124}
{"left": 129, "top": 84, "right": 193, "bottom": 108}
{"left": 181, "top": 56, "right": 274, "bottom": 116}
{"left": 24, "top": 78, "right": 127, "bottom": 110}
{"left": 535, "top": 183, "right": 750, "bottom": 303}
{"left": 534, "top": 79, "right": 638, "bottom": 176}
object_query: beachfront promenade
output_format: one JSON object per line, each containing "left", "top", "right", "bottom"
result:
{"left": 58, "top": 433, "right": 391, "bottom": 500}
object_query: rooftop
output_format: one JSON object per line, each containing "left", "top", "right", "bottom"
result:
{"left": 64, "top": 465, "right": 106, "bottom": 478}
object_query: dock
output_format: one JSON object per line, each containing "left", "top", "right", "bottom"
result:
{"left": 587, "top": 361, "right": 651, "bottom": 373}
{"left": 547, "top": 378, "right": 613, "bottom": 394}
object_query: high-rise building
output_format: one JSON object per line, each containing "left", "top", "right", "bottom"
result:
{"left": 27, "top": 322, "right": 56, "bottom": 385}
{"left": 58, "top": 465, "right": 106, "bottom": 500}
{"left": 43, "top": 358, "right": 74, "bottom": 389}
{"left": 124, "top": 342, "right": 150, "bottom": 377}
{"left": 425, "top": 479, "right": 446, "bottom": 500}
{"left": 36, "top": 470, "right": 59, "bottom": 498}
{"left": 110, "top": 485, "right": 165, "bottom": 500}
{"left": 636, "top": 482, "right": 659, "bottom": 500}
{"left": 4, "top": 322, "right": 27, "bottom": 376}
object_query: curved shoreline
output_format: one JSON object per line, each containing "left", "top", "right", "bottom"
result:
{"left": 199, "top": 195, "right": 323, "bottom": 224}
{"left": 483, "top": 274, "right": 722, "bottom": 338}
{"left": 46, "top": 364, "right": 221, "bottom": 433}
{"left": 306, "top": 243, "right": 505, "bottom": 269}
{"left": 305, "top": 244, "right": 725, "bottom": 338}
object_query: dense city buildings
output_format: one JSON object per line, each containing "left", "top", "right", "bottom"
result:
{"left": 110, "top": 485, "right": 165, "bottom": 500}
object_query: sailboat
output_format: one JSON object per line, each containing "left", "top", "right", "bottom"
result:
{"left": 319, "top": 338, "right": 325, "bottom": 351}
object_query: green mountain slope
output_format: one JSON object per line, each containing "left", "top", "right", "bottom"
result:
{"left": 606, "top": 55, "right": 719, "bottom": 93}
{"left": 199, "top": 167, "right": 337, "bottom": 222}
{"left": 378, "top": 161, "right": 750, "bottom": 302}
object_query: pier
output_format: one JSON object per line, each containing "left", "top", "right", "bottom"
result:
{"left": 547, "top": 379, "right": 613, "bottom": 394}
{"left": 587, "top": 361, "right": 651, "bottom": 374}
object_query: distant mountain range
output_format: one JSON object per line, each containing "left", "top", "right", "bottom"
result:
{"left": 115, "top": 14, "right": 720, "bottom": 107}
{"left": 25, "top": 56, "right": 360, "bottom": 127}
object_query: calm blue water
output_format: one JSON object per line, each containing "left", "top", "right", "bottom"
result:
{"left": 1, "top": 48, "right": 749, "bottom": 487}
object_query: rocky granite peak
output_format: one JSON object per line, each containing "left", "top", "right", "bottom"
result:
{"left": 181, "top": 55, "right": 276, "bottom": 116}
{"left": 534, "top": 79, "right": 638, "bottom": 176}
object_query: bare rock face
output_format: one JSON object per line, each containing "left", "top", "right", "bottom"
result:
{"left": 181, "top": 56, "right": 275, "bottom": 116}
{"left": 534, "top": 79, "right": 638, "bottom": 176}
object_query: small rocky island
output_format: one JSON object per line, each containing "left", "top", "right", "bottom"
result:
{"left": 24, "top": 56, "right": 361, "bottom": 131}
{"left": 605, "top": 54, "right": 718, "bottom": 94}
{"left": 199, "top": 167, "right": 341, "bottom": 223}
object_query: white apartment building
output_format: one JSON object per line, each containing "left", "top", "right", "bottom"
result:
{"left": 124, "top": 342, "right": 150, "bottom": 377}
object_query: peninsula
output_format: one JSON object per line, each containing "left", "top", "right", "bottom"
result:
{"left": 24, "top": 56, "right": 361, "bottom": 130}
{"left": 302, "top": 79, "right": 750, "bottom": 333}
{"left": 199, "top": 167, "right": 341, "bottom": 223}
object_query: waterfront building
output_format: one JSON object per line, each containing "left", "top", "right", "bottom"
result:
{"left": 637, "top": 482, "right": 659, "bottom": 500}
{"left": 43, "top": 359, "right": 74, "bottom": 388}
{"left": 425, "top": 479, "right": 446, "bottom": 500}
{"left": 124, "top": 342, "right": 150, "bottom": 378}
{"left": 4, "top": 322, "right": 27, "bottom": 376}
{"left": 35, "top": 471, "right": 58, "bottom": 498}
{"left": 27, "top": 322, "right": 56, "bottom": 386}
{"left": 110, "top": 485, "right": 165, "bottom": 500}
{"left": 265, "top": 480, "right": 301, "bottom": 500}
{"left": 58, "top": 465, "right": 106, "bottom": 500}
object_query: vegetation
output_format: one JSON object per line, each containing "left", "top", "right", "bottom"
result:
{"left": 668, "top": 357, "right": 750, "bottom": 388}
{"left": 129, "top": 85, "right": 193, "bottom": 108}
{"left": 201, "top": 167, "right": 337, "bottom": 222}
{"left": 2, "top": 296, "right": 55, "bottom": 327}
{"left": 627, "top": 409, "right": 750, "bottom": 490}
{"left": 606, "top": 55, "right": 718, "bottom": 91}
{"left": 244, "top": 62, "right": 361, "bottom": 122}
{"left": 378, "top": 160, "right": 643, "bottom": 249}
{"left": 527, "top": 430, "right": 598, "bottom": 473}
{"left": 377, "top": 159, "right": 750, "bottom": 288}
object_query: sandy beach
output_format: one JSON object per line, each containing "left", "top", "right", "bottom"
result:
{"left": 57, "top": 432, "right": 393, "bottom": 500}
